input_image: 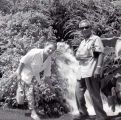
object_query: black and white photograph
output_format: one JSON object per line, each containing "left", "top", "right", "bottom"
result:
{"left": 0, "top": 0, "right": 121, "bottom": 120}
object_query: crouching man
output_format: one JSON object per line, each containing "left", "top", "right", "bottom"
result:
{"left": 16, "top": 41, "right": 57, "bottom": 120}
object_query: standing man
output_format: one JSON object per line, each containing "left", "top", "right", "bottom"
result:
{"left": 75, "top": 19, "right": 108, "bottom": 120}
{"left": 16, "top": 41, "right": 57, "bottom": 120}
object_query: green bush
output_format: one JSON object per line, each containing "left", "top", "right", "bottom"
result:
{"left": 0, "top": 0, "right": 121, "bottom": 117}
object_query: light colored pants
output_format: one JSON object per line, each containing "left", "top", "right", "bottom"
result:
{"left": 17, "top": 81, "right": 35, "bottom": 110}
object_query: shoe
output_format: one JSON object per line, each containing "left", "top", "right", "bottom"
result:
{"left": 73, "top": 114, "right": 90, "bottom": 120}
{"left": 31, "top": 110, "right": 41, "bottom": 120}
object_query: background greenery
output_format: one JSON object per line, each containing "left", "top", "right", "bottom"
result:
{"left": 0, "top": 0, "right": 121, "bottom": 117}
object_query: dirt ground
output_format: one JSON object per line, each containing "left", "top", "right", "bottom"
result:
{"left": 0, "top": 108, "right": 121, "bottom": 120}
{"left": 0, "top": 108, "right": 72, "bottom": 120}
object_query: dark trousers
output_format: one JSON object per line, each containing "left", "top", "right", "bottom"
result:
{"left": 75, "top": 77, "right": 107, "bottom": 120}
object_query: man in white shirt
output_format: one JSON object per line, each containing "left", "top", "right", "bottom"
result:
{"left": 74, "top": 20, "right": 108, "bottom": 120}
{"left": 16, "top": 41, "right": 57, "bottom": 120}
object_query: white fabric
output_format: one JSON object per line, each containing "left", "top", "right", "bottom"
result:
{"left": 19, "top": 48, "right": 52, "bottom": 84}
{"left": 76, "top": 34, "right": 104, "bottom": 78}
{"left": 115, "top": 39, "right": 121, "bottom": 58}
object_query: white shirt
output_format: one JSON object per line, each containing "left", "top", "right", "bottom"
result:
{"left": 115, "top": 39, "right": 121, "bottom": 58}
{"left": 18, "top": 48, "right": 52, "bottom": 84}
{"left": 76, "top": 34, "right": 104, "bottom": 78}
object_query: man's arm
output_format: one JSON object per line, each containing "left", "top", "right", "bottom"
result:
{"left": 16, "top": 62, "right": 25, "bottom": 80}
{"left": 93, "top": 37, "right": 104, "bottom": 77}
{"left": 94, "top": 52, "right": 104, "bottom": 77}
{"left": 97, "top": 52, "right": 104, "bottom": 67}
{"left": 16, "top": 49, "right": 34, "bottom": 78}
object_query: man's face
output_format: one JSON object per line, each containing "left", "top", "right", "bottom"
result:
{"left": 44, "top": 44, "right": 56, "bottom": 56}
{"left": 79, "top": 22, "right": 92, "bottom": 38}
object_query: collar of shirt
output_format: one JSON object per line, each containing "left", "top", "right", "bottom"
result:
{"left": 82, "top": 34, "right": 94, "bottom": 44}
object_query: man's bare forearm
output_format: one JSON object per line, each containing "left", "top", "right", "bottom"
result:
{"left": 16, "top": 62, "right": 24, "bottom": 75}
{"left": 97, "top": 53, "right": 104, "bottom": 67}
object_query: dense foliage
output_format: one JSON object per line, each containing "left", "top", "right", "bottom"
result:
{"left": 0, "top": 0, "right": 121, "bottom": 117}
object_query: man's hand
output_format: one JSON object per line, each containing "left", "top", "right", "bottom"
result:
{"left": 17, "top": 74, "right": 21, "bottom": 81}
{"left": 15, "top": 72, "right": 21, "bottom": 81}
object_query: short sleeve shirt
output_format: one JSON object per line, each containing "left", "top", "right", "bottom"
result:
{"left": 76, "top": 34, "right": 104, "bottom": 78}
{"left": 19, "top": 48, "right": 52, "bottom": 84}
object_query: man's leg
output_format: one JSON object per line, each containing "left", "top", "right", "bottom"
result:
{"left": 25, "top": 84, "right": 41, "bottom": 120}
{"left": 85, "top": 77, "right": 107, "bottom": 120}
{"left": 75, "top": 79, "right": 88, "bottom": 116}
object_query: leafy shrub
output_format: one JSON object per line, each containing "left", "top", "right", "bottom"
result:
{"left": 0, "top": 0, "right": 121, "bottom": 117}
